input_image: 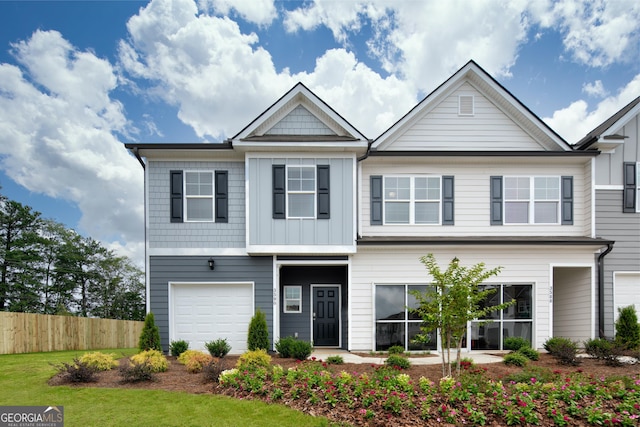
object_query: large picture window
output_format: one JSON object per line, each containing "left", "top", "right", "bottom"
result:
{"left": 375, "top": 284, "right": 436, "bottom": 351}
{"left": 287, "top": 166, "right": 316, "bottom": 218}
{"left": 185, "top": 171, "right": 214, "bottom": 221}
{"left": 504, "top": 176, "right": 560, "bottom": 224}
{"left": 470, "top": 284, "right": 533, "bottom": 350}
{"left": 383, "top": 176, "right": 441, "bottom": 224}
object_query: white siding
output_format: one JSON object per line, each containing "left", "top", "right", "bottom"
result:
{"left": 360, "top": 158, "right": 589, "bottom": 237}
{"left": 552, "top": 267, "right": 592, "bottom": 343}
{"left": 350, "top": 246, "right": 596, "bottom": 351}
{"left": 383, "top": 83, "right": 542, "bottom": 151}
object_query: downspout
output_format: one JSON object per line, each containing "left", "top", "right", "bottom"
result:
{"left": 597, "top": 242, "right": 614, "bottom": 338}
{"left": 132, "top": 147, "right": 146, "bottom": 170}
{"left": 130, "top": 147, "right": 149, "bottom": 313}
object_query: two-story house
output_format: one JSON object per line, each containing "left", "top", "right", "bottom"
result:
{"left": 126, "top": 60, "right": 612, "bottom": 354}
{"left": 575, "top": 96, "right": 640, "bottom": 339}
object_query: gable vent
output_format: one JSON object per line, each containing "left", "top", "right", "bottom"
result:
{"left": 458, "top": 95, "right": 474, "bottom": 116}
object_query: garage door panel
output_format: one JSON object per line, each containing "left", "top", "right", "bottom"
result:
{"left": 171, "top": 283, "right": 253, "bottom": 354}
{"left": 614, "top": 273, "right": 640, "bottom": 320}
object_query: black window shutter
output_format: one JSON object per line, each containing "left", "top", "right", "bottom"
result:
{"left": 215, "top": 171, "right": 228, "bottom": 223}
{"left": 273, "top": 165, "right": 286, "bottom": 219}
{"left": 170, "top": 170, "right": 183, "bottom": 223}
{"left": 490, "top": 176, "right": 503, "bottom": 225}
{"left": 442, "top": 176, "right": 454, "bottom": 225}
{"left": 370, "top": 175, "right": 383, "bottom": 225}
{"left": 317, "top": 165, "right": 330, "bottom": 219}
{"left": 561, "top": 176, "right": 573, "bottom": 225}
{"left": 623, "top": 162, "right": 637, "bottom": 213}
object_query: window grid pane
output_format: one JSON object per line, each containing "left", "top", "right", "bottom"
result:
{"left": 287, "top": 166, "right": 315, "bottom": 218}
{"left": 185, "top": 172, "right": 214, "bottom": 221}
{"left": 383, "top": 176, "right": 441, "bottom": 224}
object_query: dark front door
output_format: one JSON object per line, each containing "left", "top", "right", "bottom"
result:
{"left": 313, "top": 286, "right": 339, "bottom": 346}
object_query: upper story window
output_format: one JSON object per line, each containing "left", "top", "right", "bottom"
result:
{"left": 170, "top": 170, "right": 228, "bottom": 223}
{"left": 504, "top": 176, "right": 560, "bottom": 224}
{"left": 384, "top": 176, "right": 441, "bottom": 224}
{"left": 287, "top": 166, "right": 316, "bottom": 218}
{"left": 637, "top": 162, "right": 640, "bottom": 214}
{"left": 185, "top": 172, "right": 214, "bottom": 221}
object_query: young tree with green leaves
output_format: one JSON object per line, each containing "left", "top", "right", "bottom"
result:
{"left": 409, "top": 254, "right": 514, "bottom": 377}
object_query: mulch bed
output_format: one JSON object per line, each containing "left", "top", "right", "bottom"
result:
{"left": 49, "top": 353, "right": 640, "bottom": 426}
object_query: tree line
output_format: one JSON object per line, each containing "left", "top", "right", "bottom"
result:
{"left": 0, "top": 191, "right": 145, "bottom": 320}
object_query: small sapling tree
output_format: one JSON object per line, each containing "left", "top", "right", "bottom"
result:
{"left": 409, "top": 254, "right": 514, "bottom": 377}
{"left": 139, "top": 312, "right": 162, "bottom": 352}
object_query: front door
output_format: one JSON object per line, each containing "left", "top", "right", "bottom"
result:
{"left": 313, "top": 286, "right": 340, "bottom": 346}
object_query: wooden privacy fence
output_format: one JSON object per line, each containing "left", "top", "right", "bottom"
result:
{"left": 0, "top": 312, "right": 144, "bottom": 354}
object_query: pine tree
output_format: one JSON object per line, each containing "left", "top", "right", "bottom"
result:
{"left": 615, "top": 305, "right": 640, "bottom": 350}
{"left": 139, "top": 312, "right": 162, "bottom": 352}
{"left": 247, "top": 308, "right": 269, "bottom": 351}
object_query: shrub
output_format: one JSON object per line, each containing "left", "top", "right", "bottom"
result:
{"left": 385, "top": 354, "right": 411, "bottom": 369}
{"left": 388, "top": 345, "right": 405, "bottom": 355}
{"left": 615, "top": 305, "right": 640, "bottom": 350}
{"left": 205, "top": 338, "right": 231, "bottom": 358}
{"left": 247, "top": 308, "right": 269, "bottom": 351}
{"left": 130, "top": 349, "right": 168, "bottom": 372}
{"left": 169, "top": 340, "right": 189, "bottom": 357}
{"left": 503, "top": 352, "right": 528, "bottom": 367}
{"left": 517, "top": 346, "right": 540, "bottom": 361}
{"left": 54, "top": 358, "right": 99, "bottom": 383}
{"left": 202, "top": 359, "right": 228, "bottom": 383}
{"left": 504, "top": 336, "right": 530, "bottom": 351}
{"left": 544, "top": 337, "right": 580, "bottom": 366}
{"left": 326, "top": 355, "right": 344, "bottom": 365}
{"left": 275, "top": 336, "right": 313, "bottom": 360}
{"left": 119, "top": 361, "right": 155, "bottom": 383}
{"left": 177, "top": 351, "right": 214, "bottom": 373}
{"left": 79, "top": 352, "right": 118, "bottom": 371}
{"left": 584, "top": 337, "right": 625, "bottom": 366}
{"left": 236, "top": 349, "right": 272, "bottom": 370}
{"left": 138, "top": 312, "right": 162, "bottom": 352}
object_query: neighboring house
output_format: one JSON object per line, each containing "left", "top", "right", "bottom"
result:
{"left": 126, "top": 61, "right": 612, "bottom": 354}
{"left": 575, "top": 96, "right": 640, "bottom": 338}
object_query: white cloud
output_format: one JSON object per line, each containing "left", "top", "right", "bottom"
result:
{"left": 529, "top": 0, "right": 640, "bottom": 67}
{"left": 545, "top": 73, "right": 640, "bottom": 143}
{"left": 199, "top": 0, "right": 277, "bottom": 26}
{"left": 582, "top": 80, "right": 608, "bottom": 97}
{"left": 0, "top": 30, "right": 144, "bottom": 264}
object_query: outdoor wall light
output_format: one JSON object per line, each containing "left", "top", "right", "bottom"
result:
{"left": 208, "top": 258, "right": 215, "bottom": 270}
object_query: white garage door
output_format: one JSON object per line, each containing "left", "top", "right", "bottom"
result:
{"left": 614, "top": 273, "right": 640, "bottom": 320}
{"left": 171, "top": 282, "right": 253, "bottom": 354}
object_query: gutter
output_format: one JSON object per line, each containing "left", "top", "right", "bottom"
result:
{"left": 597, "top": 242, "right": 615, "bottom": 338}
{"left": 132, "top": 147, "right": 146, "bottom": 170}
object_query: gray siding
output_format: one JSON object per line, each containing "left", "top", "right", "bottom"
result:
{"left": 149, "top": 256, "right": 273, "bottom": 352}
{"left": 595, "top": 190, "right": 640, "bottom": 337}
{"left": 248, "top": 157, "right": 354, "bottom": 246}
{"left": 279, "top": 266, "right": 348, "bottom": 348}
{"left": 148, "top": 160, "right": 245, "bottom": 249}
{"left": 593, "top": 114, "right": 639, "bottom": 186}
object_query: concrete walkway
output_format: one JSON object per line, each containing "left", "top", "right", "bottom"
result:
{"left": 310, "top": 349, "right": 505, "bottom": 365}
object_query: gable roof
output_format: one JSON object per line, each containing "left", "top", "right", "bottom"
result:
{"left": 371, "top": 60, "right": 572, "bottom": 152}
{"left": 574, "top": 96, "right": 640, "bottom": 150}
{"left": 231, "top": 82, "right": 369, "bottom": 152}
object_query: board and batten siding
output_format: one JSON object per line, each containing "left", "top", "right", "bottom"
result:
{"left": 248, "top": 157, "right": 355, "bottom": 247}
{"left": 383, "top": 82, "right": 542, "bottom": 151}
{"left": 350, "top": 247, "right": 596, "bottom": 351}
{"left": 595, "top": 189, "right": 640, "bottom": 337}
{"left": 593, "top": 113, "right": 639, "bottom": 186}
{"left": 360, "top": 159, "right": 590, "bottom": 237}
{"left": 147, "top": 160, "right": 246, "bottom": 249}
{"left": 149, "top": 256, "right": 272, "bottom": 352}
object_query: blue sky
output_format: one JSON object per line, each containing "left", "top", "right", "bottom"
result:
{"left": 0, "top": 0, "right": 639, "bottom": 265}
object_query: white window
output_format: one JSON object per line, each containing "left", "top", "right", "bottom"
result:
{"left": 185, "top": 171, "right": 214, "bottom": 221}
{"left": 283, "top": 286, "right": 302, "bottom": 313}
{"left": 287, "top": 166, "right": 315, "bottom": 218}
{"left": 384, "top": 176, "right": 440, "bottom": 224}
{"left": 504, "top": 176, "right": 560, "bottom": 224}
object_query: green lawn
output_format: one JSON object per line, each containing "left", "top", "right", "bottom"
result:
{"left": 0, "top": 349, "right": 332, "bottom": 427}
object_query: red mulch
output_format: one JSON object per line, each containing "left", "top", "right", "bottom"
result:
{"left": 49, "top": 353, "right": 640, "bottom": 426}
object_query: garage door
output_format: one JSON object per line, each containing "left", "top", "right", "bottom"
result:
{"left": 171, "top": 282, "right": 253, "bottom": 354}
{"left": 614, "top": 273, "right": 640, "bottom": 320}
